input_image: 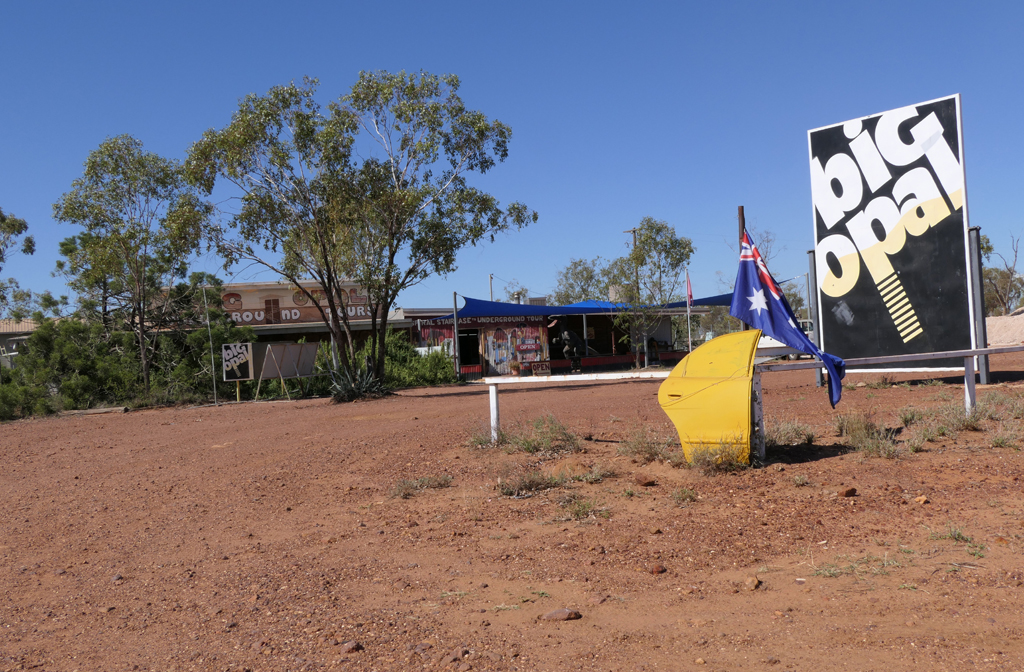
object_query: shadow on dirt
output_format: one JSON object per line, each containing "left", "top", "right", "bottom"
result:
{"left": 764, "top": 442, "right": 850, "bottom": 465}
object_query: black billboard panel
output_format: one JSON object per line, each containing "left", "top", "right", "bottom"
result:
{"left": 222, "top": 342, "right": 253, "bottom": 382}
{"left": 808, "top": 95, "right": 975, "bottom": 369}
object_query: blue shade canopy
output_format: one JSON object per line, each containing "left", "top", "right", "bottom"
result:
{"left": 432, "top": 293, "right": 733, "bottom": 320}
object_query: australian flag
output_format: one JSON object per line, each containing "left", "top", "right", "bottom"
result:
{"left": 730, "top": 233, "right": 845, "bottom": 407}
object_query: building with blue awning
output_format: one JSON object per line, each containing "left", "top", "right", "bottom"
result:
{"left": 421, "top": 294, "right": 732, "bottom": 377}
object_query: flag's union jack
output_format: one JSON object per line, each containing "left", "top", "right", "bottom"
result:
{"left": 730, "top": 233, "right": 846, "bottom": 407}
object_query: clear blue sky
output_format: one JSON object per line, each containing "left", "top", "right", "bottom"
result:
{"left": 2, "top": 1, "right": 1022, "bottom": 310}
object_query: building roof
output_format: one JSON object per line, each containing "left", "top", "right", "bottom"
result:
{"left": 0, "top": 318, "right": 41, "bottom": 335}
{"left": 433, "top": 294, "right": 731, "bottom": 320}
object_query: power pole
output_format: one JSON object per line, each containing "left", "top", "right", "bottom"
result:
{"left": 623, "top": 227, "right": 646, "bottom": 367}
{"left": 489, "top": 274, "right": 494, "bottom": 302}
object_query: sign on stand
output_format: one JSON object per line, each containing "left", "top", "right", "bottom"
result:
{"left": 222, "top": 343, "right": 253, "bottom": 381}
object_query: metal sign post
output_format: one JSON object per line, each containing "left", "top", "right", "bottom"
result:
{"left": 968, "top": 227, "right": 990, "bottom": 383}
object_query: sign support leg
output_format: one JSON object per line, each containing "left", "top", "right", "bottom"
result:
{"left": 489, "top": 384, "right": 500, "bottom": 443}
{"left": 236, "top": 380, "right": 241, "bottom": 403}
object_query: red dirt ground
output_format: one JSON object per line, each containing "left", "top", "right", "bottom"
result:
{"left": 2, "top": 354, "right": 1024, "bottom": 672}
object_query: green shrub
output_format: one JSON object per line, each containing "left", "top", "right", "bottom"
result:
{"left": 559, "top": 493, "right": 609, "bottom": 520}
{"left": 672, "top": 487, "right": 698, "bottom": 504}
{"left": 331, "top": 367, "right": 387, "bottom": 402}
{"left": 355, "top": 328, "right": 456, "bottom": 389}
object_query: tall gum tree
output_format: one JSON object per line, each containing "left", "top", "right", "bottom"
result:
{"left": 0, "top": 207, "right": 35, "bottom": 313}
{"left": 550, "top": 257, "right": 609, "bottom": 306}
{"left": 605, "top": 217, "right": 694, "bottom": 364}
{"left": 53, "top": 135, "right": 213, "bottom": 394}
{"left": 186, "top": 72, "right": 536, "bottom": 381}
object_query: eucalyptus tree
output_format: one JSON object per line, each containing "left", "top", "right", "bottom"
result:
{"left": 550, "top": 257, "right": 608, "bottom": 306}
{"left": 53, "top": 135, "right": 213, "bottom": 394}
{"left": 0, "top": 207, "right": 34, "bottom": 312}
{"left": 605, "top": 217, "right": 694, "bottom": 363}
{"left": 186, "top": 72, "right": 536, "bottom": 381}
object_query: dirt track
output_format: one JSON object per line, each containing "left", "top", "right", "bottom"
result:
{"left": 2, "top": 355, "right": 1024, "bottom": 671}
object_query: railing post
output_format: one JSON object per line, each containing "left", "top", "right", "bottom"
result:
{"left": 489, "top": 384, "right": 500, "bottom": 442}
{"left": 964, "top": 356, "right": 977, "bottom": 415}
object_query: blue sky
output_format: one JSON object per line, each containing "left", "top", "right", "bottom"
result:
{"left": 2, "top": 1, "right": 1022, "bottom": 310}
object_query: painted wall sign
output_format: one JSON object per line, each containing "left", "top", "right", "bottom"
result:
{"left": 808, "top": 94, "right": 974, "bottom": 368}
{"left": 220, "top": 282, "right": 377, "bottom": 327}
{"left": 481, "top": 323, "right": 550, "bottom": 376}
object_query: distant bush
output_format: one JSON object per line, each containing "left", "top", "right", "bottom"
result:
{"left": 0, "top": 279, "right": 256, "bottom": 420}
{"left": 354, "top": 328, "right": 456, "bottom": 390}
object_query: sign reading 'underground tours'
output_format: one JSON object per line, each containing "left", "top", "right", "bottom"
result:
{"left": 808, "top": 94, "right": 976, "bottom": 369}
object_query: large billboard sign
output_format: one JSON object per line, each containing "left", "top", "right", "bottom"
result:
{"left": 808, "top": 94, "right": 974, "bottom": 368}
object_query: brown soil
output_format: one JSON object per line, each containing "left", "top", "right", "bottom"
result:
{"left": 3, "top": 355, "right": 1024, "bottom": 672}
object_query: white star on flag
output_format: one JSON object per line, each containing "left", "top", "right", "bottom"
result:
{"left": 747, "top": 289, "right": 768, "bottom": 314}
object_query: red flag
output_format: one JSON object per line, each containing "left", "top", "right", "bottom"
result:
{"left": 686, "top": 269, "right": 693, "bottom": 305}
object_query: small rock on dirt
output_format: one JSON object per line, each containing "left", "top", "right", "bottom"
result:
{"left": 650, "top": 564, "right": 667, "bottom": 575}
{"left": 649, "top": 527, "right": 662, "bottom": 535}
{"left": 587, "top": 595, "right": 607, "bottom": 605}
{"left": 338, "top": 641, "right": 363, "bottom": 653}
{"left": 443, "top": 647, "right": 470, "bottom": 662}
{"left": 766, "top": 656, "right": 781, "bottom": 665}
{"left": 634, "top": 473, "right": 657, "bottom": 487}
{"left": 695, "top": 658, "right": 706, "bottom": 665}
{"left": 915, "top": 495, "right": 929, "bottom": 504}
{"left": 744, "top": 576, "right": 761, "bottom": 591}
{"left": 540, "top": 608, "right": 582, "bottom": 621}
{"left": 840, "top": 487, "right": 857, "bottom": 497}
{"left": 112, "top": 573, "right": 123, "bottom": 582}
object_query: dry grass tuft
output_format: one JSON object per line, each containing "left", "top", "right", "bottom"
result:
{"left": 390, "top": 474, "right": 453, "bottom": 499}
{"left": 764, "top": 419, "right": 814, "bottom": 447}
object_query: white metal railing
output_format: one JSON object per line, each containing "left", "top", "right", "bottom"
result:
{"left": 478, "top": 344, "right": 1024, "bottom": 445}
{"left": 755, "top": 344, "right": 1024, "bottom": 416}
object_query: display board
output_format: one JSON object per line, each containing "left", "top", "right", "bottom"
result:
{"left": 254, "top": 342, "right": 320, "bottom": 380}
{"left": 222, "top": 343, "right": 254, "bottom": 382}
{"left": 808, "top": 94, "right": 975, "bottom": 369}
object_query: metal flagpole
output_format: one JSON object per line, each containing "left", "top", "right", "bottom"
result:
{"left": 738, "top": 206, "right": 749, "bottom": 331}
